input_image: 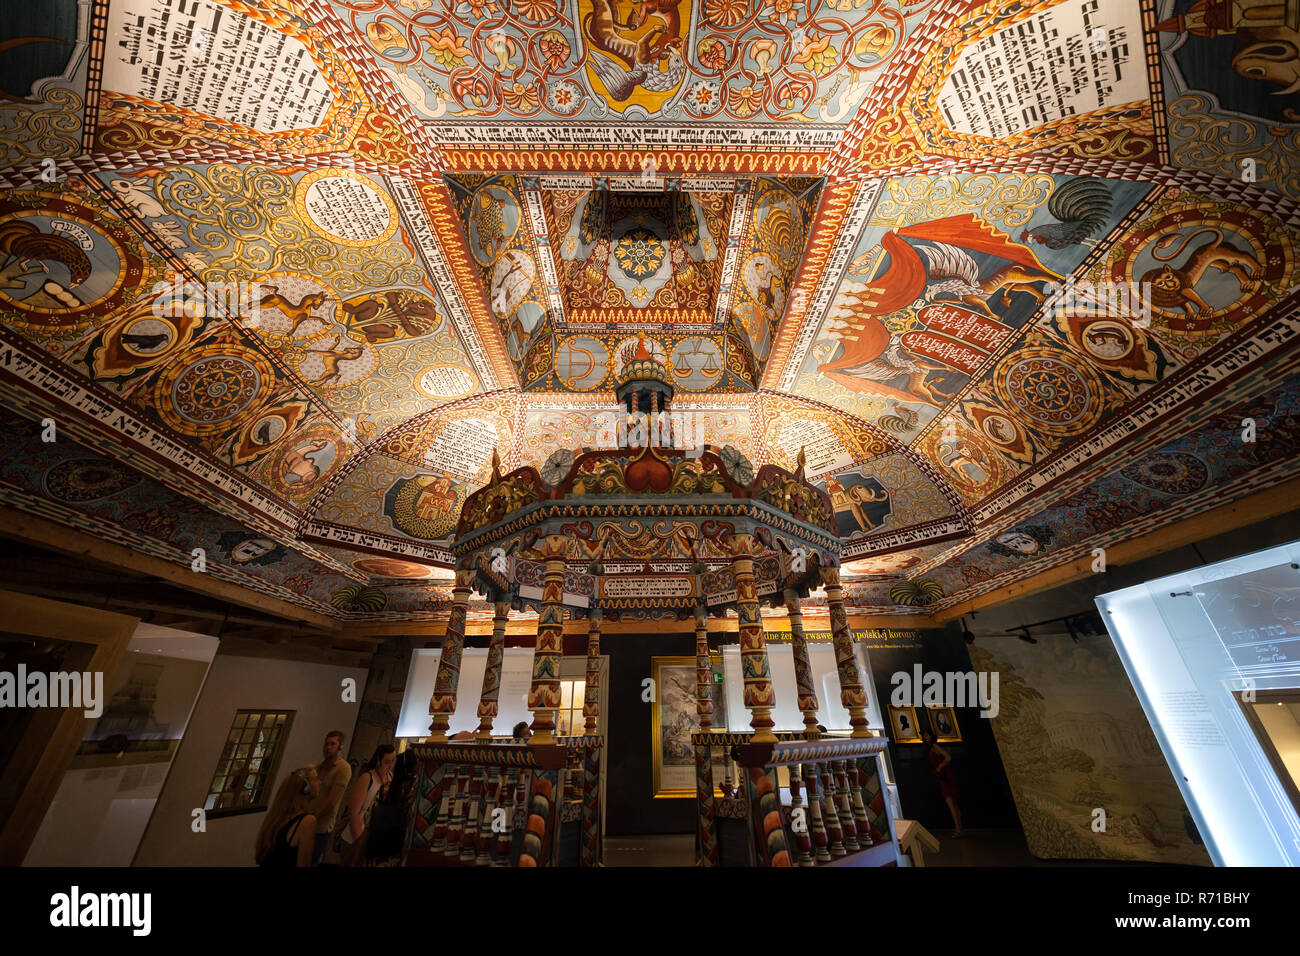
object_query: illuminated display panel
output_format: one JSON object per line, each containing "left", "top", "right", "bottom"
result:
{"left": 1097, "top": 540, "right": 1300, "bottom": 866}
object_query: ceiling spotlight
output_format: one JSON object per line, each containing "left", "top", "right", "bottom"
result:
{"left": 1016, "top": 628, "right": 1037, "bottom": 645}
{"left": 962, "top": 629, "right": 975, "bottom": 645}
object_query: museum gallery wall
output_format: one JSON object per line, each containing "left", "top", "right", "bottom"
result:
{"left": 864, "top": 627, "right": 1020, "bottom": 832}
{"left": 968, "top": 634, "right": 1210, "bottom": 864}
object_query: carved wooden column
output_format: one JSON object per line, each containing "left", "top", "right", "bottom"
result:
{"left": 733, "top": 533, "right": 777, "bottom": 743}
{"left": 429, "top": 568, "right": 474, "bottom": 740}
{"left": 477, "top": 768, "right": 499, "bottom": 865}
{"left": 789, "top": 765, "right": 814, "bottom": 867}
{"left": 817, "top": 763, "right": 846, "bottom": 857}
{"left": 805, "top": 765, "right": 831, "bottom": 863}
{"left": 476, "top": 595, "right": 511, "bottom": 740}
{"left": 583, "top": 608, "right": 601, "bottom": 734}
{"left": 528, "top": 534, "right": 567, "bottom": 745}
{"left": 832, "top": 760, "right": 860, "bottom": 852}
{"left": 849, "top": 765, "right": 875, "bottom": 846}
{"left": 820, "top": 566, "right": 870, "bottom": 738}
{"left": 785, "top": 587, "right": 820, "bottom": 738}
{"left": 694, "top": 605, "right": 713, "bottom": 730}
{"left": 494, "top": 768, "right": 516, "bottom": 864}
{"left": 692, "top": 603, "right": 718, "bottom": 866}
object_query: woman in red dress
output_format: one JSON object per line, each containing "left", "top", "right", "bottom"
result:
{"left": 921, "top": 728, "right": 963, "bottom": 837}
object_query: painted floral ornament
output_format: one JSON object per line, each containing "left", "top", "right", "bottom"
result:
{"left": 541, "top": 448, "right": 575, "bottom": 486}
{"left": 719, "top": 444, "right": 753, "bottom": 486}
{"left": 889, "top": 579, "right": 945, "bottom": 606}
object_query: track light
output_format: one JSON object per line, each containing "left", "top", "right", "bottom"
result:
{"left": 1015, "top": 627, "right": 1037, "bottom": 644}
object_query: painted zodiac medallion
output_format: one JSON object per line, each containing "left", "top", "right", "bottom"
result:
{"left": 490, "top": 249, "right": 535, "bottom": 320}
{"left": 0, "top": 194, "right": 146, "bottom": 336}
{"left": 1120, "top": 451, "right": 1210, "bottom": 496}
{"left": 42, "top": 457, "right": 141, "bottom": 503}
{"left": 155, "top": 344, "right": 274, "bottom": 437}
{"left": 1108, "top": 197, "right": 1291, "bottom": 338}
{"left": 669, "top": 337, "right": 723, "bottom": 391}
{"left": 1051, "top": 310, "right": 1169, "bottom": 384}
{"left": 920, "top": 421, "right": 1006, "bottom": 501}
{"left": 555, "top": 336, "right": 610, "bottom": 391}
{"left": 216, "top": 531, "right": 286, "bottom": 566}
{"left": 467, "top": 186, "right": 521, "bottom": 267}
{"left": 271, "top": 425, "right": 344, "bottom": 498}
{"left": 961, "top": 397, "right": 1039, "bottom": 466}
{"left": 994, "top": 348, "right": 1103, "bottom": 436}
{"left": 354, "top": 557, "right": 435, "bottom": 579}
{"left": 988, "top": 524, "right": 1054, "bottom": 559}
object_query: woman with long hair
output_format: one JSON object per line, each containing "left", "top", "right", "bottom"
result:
{"left": 254, "top": 766, "right": 320, "bottom": 867}
{"left": 329, "top": 744, "right": 395, "bottom": 866}
{"left": 921, "top": 728, "right": 963, "bottom": 837}
{"left": 366, "top": 749, "right": 418, "bottom": 865}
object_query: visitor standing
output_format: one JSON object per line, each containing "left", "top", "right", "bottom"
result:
{"left": 309, "top": 730, "right": 352, "bottom": 865}
{"left": 330, "top": 744, "right": 395, "bottom": 866}
{"left": 921, "top": 728, "right": 963, "bottom": 837}
{"left": 254, "top": 767, "right": 320, "bottom": 867}
{"left": 367, "top": 749, "right": 418, "bottom": 865}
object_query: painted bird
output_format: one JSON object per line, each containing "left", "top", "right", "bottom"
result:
{"left": 0, "top": 219, "right": 92, "bottom": 286}
{"left": 877, "top": 400, "right": 920, "bottom": 434}
{"left": 1020, "top": 178, "right": 1113, "bottom": 250}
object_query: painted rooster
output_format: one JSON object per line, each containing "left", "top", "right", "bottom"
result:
{"left": 1020, "top": 178, "right": 1112, "bottom": 250}
{"left": 0, "top": 219, "right": 92, "bottom": 286}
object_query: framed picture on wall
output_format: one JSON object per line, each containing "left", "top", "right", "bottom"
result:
{"left": 650, "top": 656, "right": 727, "bottom": 798}
{"left": 927, "top": 705, "right": 961, "bottom": 743}
{"left": 888, "top": 705, "right": 922, "bottom": 743}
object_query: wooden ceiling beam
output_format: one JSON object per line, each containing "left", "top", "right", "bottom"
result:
{"left": 349, "top": 611, "right": 936, "bottom": 638}
{"left": 0, "top": 507, "right": 340, "bottom": 631}
{"left": 934, "top": 476, "right": 1300, "bottom": 623}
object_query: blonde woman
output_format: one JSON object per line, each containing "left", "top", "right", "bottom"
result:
{"left": 329, "top": 745, "right": 395, "bottom": 866}
{"left": 254, "top": 767, "right": 320, "bottom": 867}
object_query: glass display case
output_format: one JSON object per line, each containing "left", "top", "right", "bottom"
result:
{"left": 1097, "top": 539, "right": 1300, "bottom": 866}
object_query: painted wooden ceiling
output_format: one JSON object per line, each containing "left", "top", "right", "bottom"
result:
{"left": 1, "top": 0, "right": 1298, "bottom": 623}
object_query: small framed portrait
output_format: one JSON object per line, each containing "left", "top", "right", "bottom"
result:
{"left": 927, "top": 705, "right": 961, "bottom": 743}
{"left": 888, "top": 705, "right": 922, "bottom": 743}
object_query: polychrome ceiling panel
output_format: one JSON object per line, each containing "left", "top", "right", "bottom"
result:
{"left": 328, "top": 0, "right": 929, "bottom": 140}
{"left": 446, "top": 172, "right": 821, "bottom": 390}
{"left": 0, "top": 4, "right": 89, "bottom": 170}
{"left": 1, "top": 0, "right": 1298, "bottom": 625}
{"left": 1159, "top": 0, "right": 1300, "bottom": 201}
